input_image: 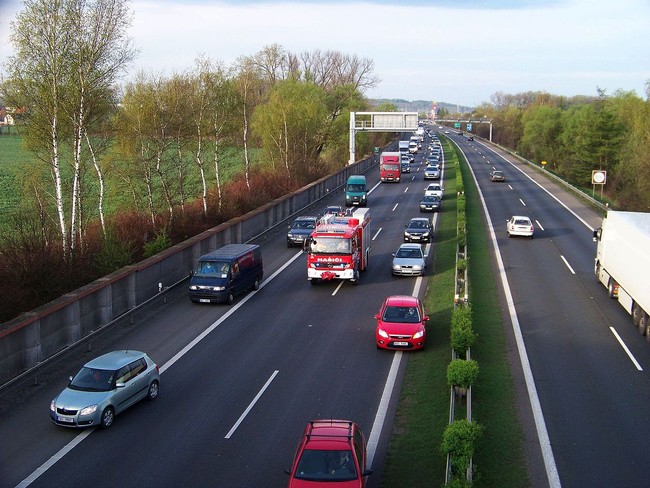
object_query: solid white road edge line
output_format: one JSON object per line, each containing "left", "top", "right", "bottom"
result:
{"left": 454, "top": 142, "right": 561, "bottom": 488}
{"left": 366, "top": 351, "right": 402, "bottom": 468}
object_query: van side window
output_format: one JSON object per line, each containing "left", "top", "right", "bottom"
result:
{"left": 232, "top": 262, "right": 239, "bottom": 278}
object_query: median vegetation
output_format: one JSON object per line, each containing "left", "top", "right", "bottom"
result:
{"left": 380, "top": 137, "right": 529, "bottom": 487}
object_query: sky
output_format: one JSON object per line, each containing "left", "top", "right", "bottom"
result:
{"left": 0, "top": 0, "right": 648, "bottom": 107}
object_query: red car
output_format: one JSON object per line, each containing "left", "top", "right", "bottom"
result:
{"left": 286, "top": 420, "right": 372, "bottom": 487}
{"left": 375, "top": 295, "right": 428, "bottom": 350}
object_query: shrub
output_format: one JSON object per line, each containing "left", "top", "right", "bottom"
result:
{"left": 441, "top": 419, "right": 483, "bottom": 475}
{"left": 457, "top": 257, "right": 468, "bottom": 273}
{"left": 447, "top": 359, "right": 479, "bottom": 388}
{"left": 143, "top": 230, "right": 172, "bottom": 258}
{"left": 451, "top": 325, "right": 477, "bottom": 356}
{"left": 94, "top": 229, "right": 136, "bottom": 275}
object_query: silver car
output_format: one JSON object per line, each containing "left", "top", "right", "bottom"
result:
{"left": 392, "top": 243, "right": 427, "bottom": 276}
{"left": 50, "top": 350, "right": 160, "bottom": 429}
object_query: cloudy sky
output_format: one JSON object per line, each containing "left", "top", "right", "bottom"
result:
{"left": 1, "top": 0, "right": 648, "bottom": 107}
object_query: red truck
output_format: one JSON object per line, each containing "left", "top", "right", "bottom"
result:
{"left": 380, "top": 151, "right": 401, "bottom": 182}
{"left": 305, "top": 207, "right": 372, "bottom": 285}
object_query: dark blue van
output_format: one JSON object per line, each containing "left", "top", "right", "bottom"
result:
{"left": 188, "top": 244, "right": 263, "bottom": 304}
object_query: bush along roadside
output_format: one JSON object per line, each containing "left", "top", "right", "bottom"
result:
{"left": 442, "top": 148, "right": 482, "bottom": 486}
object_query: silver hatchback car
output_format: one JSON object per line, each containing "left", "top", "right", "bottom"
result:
{"left": 50, "top": 350, "right": 160, "bottom": 429}
{"left": 392, "top": 243, "right": 427, "bottom": 276}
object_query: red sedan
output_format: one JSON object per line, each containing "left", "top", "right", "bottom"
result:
{"left": 375, "top": 295, "right": 428, "bottom": 350}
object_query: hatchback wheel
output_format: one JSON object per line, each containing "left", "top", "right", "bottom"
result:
{"left": 147, "top": 380, "right": 159, "bottom": 401}
{"left": 252, "top": 279, "right": 260, "bottom": 291}
{"left": 101, "top": 407, "right": 115, "bottom": 429}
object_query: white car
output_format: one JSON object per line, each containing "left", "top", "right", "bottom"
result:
{"left": 424, "top": 183, "right": 444, "bottom": 199}
{"left": 506, "top": 216, "right": 534, "bottom": 238}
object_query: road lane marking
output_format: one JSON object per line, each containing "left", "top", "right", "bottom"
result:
{"left": 16, "top": 429, "right": 95, "bottom": 487}
{"left": 16, "top": 250, "right": 304, "bottom": 487}
{"left": 332, "top": 281, "right": 345, "bottom": 296}
{"left": 560, "top": 255, "right": 576, "bottom": 275}
{"left": 225, "top": 370, "right": 279, "bottom": 439}
{"left": 367, "top": 351, "right": 402, "bottom": 467}
{"left": 454, "top": 140, "right": 561, "bottom": 488}
{"left": 610, "top": 328, "right": 643, "bottom": 371}
{"left": 519, "top": 198, "right": 527, "bottom": 206}
{"left": 535, "top": 220, "right": 544, "bottom": 231}
{"left": 373, "top": 228, "right": 382, "bottom": 240}
{"left": 392, "top": 203, "right": 399, "bottom": 211}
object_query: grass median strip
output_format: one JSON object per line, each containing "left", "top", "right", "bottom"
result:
{"left": 380, "top": 142, "right": 529, "bottom": 487}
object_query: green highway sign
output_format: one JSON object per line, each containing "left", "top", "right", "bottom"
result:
{"left": 454, "top": 122, "right": 461, "bottom": 128}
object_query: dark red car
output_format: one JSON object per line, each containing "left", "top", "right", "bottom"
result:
{"left": 375, "top": 295, "right": 428, "bottom": 350}
{"left": 286, "top": 420, "right": 372, "bottom": 487}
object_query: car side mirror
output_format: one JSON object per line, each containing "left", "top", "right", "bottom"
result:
{"left": 374, "top": 314, "right": 380, "bottom": 320}
{"left": 116, "top": 382, "right": 125, "bottom": 388}
{"left": 424, "top": 315, "right": 430, "bottom": 322}
{"left": 362, "top": 469, "right": 373, "bottom": 477}
{"left": 284, "top": 468, "right": 291, "bottom": 476}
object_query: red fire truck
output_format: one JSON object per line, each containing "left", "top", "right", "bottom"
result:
{"left": 380, "top": 151, "right": 401, "bottom": 182}
{"left": 305, "top": 207, "right": 372, "bottom": 285}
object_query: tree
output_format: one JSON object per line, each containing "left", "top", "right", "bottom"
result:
{"left": 3, "top": 0, "right": 134, "bottom": 256}
{"left": 251, "top": 80, "right": 329, "bottom": 183}
{"left": 519, "top": 105, "right": 563, "bottom": 170}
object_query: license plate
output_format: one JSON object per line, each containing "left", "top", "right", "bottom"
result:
{"left": 393, "top": 341, "right": 409, "bottom": 346}
{"left": 199, "top": 299, "right": 211, "bottom": 303}
{"left": 57, "top": 415, "right": 74, "bottom": 423}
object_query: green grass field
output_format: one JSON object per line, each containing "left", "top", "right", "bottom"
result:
{"left": 0, "top": 134, "right": 32, "bottom": 230}
{"left": 0, "top": 133, "right": 254, "bottom": 235}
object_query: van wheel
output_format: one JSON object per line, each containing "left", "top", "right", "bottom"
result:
{"left": 252, "top": 279, "right": 260, "bottom": 291}
{"left": 227, "top": 291, "right": 234, "bottom": 305}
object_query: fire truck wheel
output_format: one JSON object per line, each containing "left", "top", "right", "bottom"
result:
{"left": 353, "top": 270, "right": 360, "bottom": 285}
{"left": 310, "top": 279, "right": 319, "bottom": 285}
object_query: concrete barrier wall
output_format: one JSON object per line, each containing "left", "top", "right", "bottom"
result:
{"left": 0, "top": 155, "right": 377, "bottom": 386}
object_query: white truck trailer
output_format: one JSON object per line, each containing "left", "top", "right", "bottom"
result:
{"left": 593, "top": 211, "right": 650, "bottom": 336}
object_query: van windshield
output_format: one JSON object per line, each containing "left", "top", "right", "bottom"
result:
{"left": 347, "top": 184, "right": 365, "bottom": 192}
{"left": 195, "top": 261, "right": 230, "bottom": 277}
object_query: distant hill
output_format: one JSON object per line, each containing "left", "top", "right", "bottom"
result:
{"left": 367, "top": 98, "right": 474, "bottom": 115}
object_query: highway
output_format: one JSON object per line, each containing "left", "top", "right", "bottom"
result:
{"left": 0, "top": 139, "right": 440, "bottom": 488}
{"left": 3, "top": 129, "right": 650, "bottom": 488}
{"left": 452, "top": 132, "right": 650, "bottom": 488}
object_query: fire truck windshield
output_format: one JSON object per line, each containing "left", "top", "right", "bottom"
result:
{"left": 310, "top": 237, "right": 351, "bottom": 254}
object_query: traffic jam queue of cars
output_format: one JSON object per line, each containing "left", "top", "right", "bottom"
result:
{"left": 48, "top": 128, "right": 442, "bottom": 488}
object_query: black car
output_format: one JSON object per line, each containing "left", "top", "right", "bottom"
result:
{"left": 404, "top": 217, "right": 432, "bottom": 242}
{"left": 401, "top": 161, "right": 411, "bottom": 173}
{"left": 287, "top": 216, "right": 318, "bottom": 247}
{"left": 419, "top": 195, "right": 442, "bottom": 212}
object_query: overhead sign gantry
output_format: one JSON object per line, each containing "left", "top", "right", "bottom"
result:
{"left": 349, "top": 112, "right": 419, "bottom": 165}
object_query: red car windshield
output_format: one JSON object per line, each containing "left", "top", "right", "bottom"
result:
{"left": 295, "top": 449, "right": 357, "bottom": 481}
{"left": 382, "top": 306, "right": 421, "bottom": 323}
